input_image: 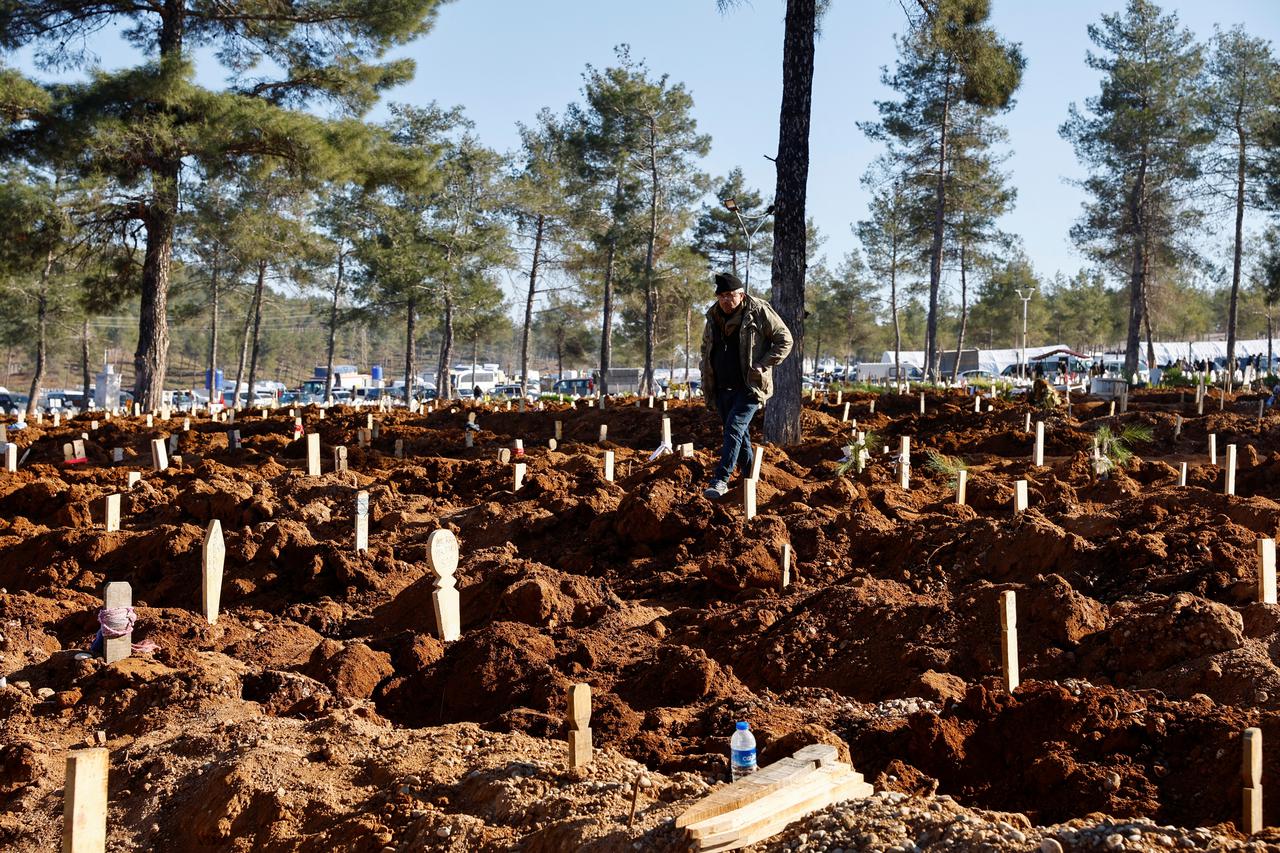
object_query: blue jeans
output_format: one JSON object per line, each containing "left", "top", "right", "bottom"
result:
{"left": 714, "top": 388, "right": 758, "bottom": 483}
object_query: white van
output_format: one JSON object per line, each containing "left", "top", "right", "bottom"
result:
{"left": 454, "top": 369, "right": 500, "bottom": 396}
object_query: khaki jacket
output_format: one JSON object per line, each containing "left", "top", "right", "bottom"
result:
{"left": 699, "top": 293, "right": 794, "bottom": 407}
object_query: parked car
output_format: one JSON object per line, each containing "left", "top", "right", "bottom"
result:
{"left": 551, "top": 377, "right": 594, "bottom": 397}
{"left": 493, "top": 383, "right": 539, "bottom": 402}
{"left": 959, "top": 369, "right": 995, "bottom": 381}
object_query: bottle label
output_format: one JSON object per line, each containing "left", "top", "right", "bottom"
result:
{"left": 731, "top": 748, "right": 756, "bottom": 769}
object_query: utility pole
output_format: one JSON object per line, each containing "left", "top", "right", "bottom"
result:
{"left": 722, "top": 198, "right": 775, "bottom": 294}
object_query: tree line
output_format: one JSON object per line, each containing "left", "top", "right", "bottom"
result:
{"left": 0, "top": 0, "right": 1278, "bottom": 440}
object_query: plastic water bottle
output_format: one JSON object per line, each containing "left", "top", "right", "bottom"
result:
{"left": 730, "top": 721, "right": 757, "bottom": 781}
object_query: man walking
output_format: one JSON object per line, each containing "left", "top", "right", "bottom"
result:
{"left": 699, "top": 272, "right": 794, "bottom": 499}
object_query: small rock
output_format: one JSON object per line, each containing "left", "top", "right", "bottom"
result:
{"left": 36, "top": 687, "right": 55, "bottom": 700}
{"left": 1106, "top": 834, "right": 1125, "bottom": 850}
{"left": 436, "top": 826, "right": 452, "bottom": 838}
{"left": 1104, "top": 771, "right": 1121, "bottom": 791}
{"left": 1041, "top": 840, "right": 1064, "bottom": 853}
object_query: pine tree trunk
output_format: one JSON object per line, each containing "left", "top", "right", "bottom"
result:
{"left": 641, "top": 115, "right": 660, "bottom": 397}
{"left": 1225, "top": 118, "right": 1247, "bottom": 393}
{"left": 81, "top": 317, "right": 91, "bottom": 402}
{"left": 684, "top": 305, "right": 692, "bottom": 385}
{"left": 325, "top": 249, "right": 344, "bottom": 403}
{"left": 763, "top": 0, "right": 816, "bottom": 446}
{"left": 521, "top": 215, "right": 544, "bottom": 398}
{"left": 952, "top": 243, "right": 969, "bottom": 382}
{"left": 404, "top": 290, "right": 417, "bottom": 402}
{"left": 134, "top": 159, "right": 178, "bottom": 410}
{"left": 26, "top": 249, "right": 53, "bottom": 419}
{"left": 926, "top": 71, "right": 953, "bottom": 383}
{"left": 437, "top": 292, "right": 454, "bottom": 399}
{"left": 599, "top": 239, "right": 616, "bottom": 396}
{"left": 233, "top": 286, "right": 254, "bottom": 410}
{"left": 892, "top": 218, "right": 902, "bottom": 389}
{"left": 1123, "top": 165, "right": 1148, "bottom": 378}
{"left": 207, "top": 260, "right": 219, "bottom": 403}
{"left": 246, "top": 259, "right": 267, "bottom": 406}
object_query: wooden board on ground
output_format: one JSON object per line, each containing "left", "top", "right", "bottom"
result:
{"left": 677, "top": 744, "right": 870, "bottom": 852}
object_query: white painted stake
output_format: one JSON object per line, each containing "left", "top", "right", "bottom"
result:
{"left": 1024, "top": 412, "right": 1031, "bottom": 433}
{"left": 842, "top": 402, "right": 850, "bottom": 422}
{"left": 202, "top": 519, "right": 225, "bottom": 624}
{"left": 603, "top": 451, "right": 615, "bottom": 483}
{"left": 1258, "top": 538, "right": 1276, "bottom": 605}
{"left": 4, "top": 443, "right": 16, "bottom": 473}
{"left": 102, "top": 582, "right": 131, "bottom": 664}
{"left": 899, "top": 436, "right": 910, "bottom": 490}
{"left": 150, "top": 438, "right": 168, "bottom": 472}
{"left": 661, "top": 417, "right": 672, "bottom": 448}
{"left": 63, "top": 748, "right": 109, "bottom": 853}
{"left": 1000, "top": 590, "right": 1019, "bottom": 692}
{"left": 1179, "top": 462, "right": 1188, "bottom": 487}
{"left": 1174, "top": 414, "right": 1183, "bottom": 438}
{"left": 427, "top": 529, "right": 461, "bottom": 642}
{"left": 749, "top": 445, "right": 764, "bottom": 482}
{"left": 513, "top": 462, "right": 526, "bottom": 491}
{"left": 354, "top": 490, "right": 369, "bottom": 553}
{"left": 1013, "top": 480, "right": 1028, "bottom": 514}
{"left": 744, "top": 478, "right": 757, "bottom": 520}
{"left": 956, "top": 469, "right": 968, "bottom": 506}
{"left": 919, "top": 392, "right": 926, "bottom": 415}
{"left": 780, "top": 543, "right": 792, "bottom": 589}
{"left": 1226, "top": 444, "right": 1237, "bottom": 496}
{"left": 1210, "top": 433, "right": 1218, "bottom": 465}
{"left": 1034, "top": 421, "right": 1045, "bottom": 467}
{"left": 126, "top": 472, "right": 140, "bottom": 489}
{"left": 306, "top": 433, "right": 321, "bottom": 476}
{"left": 599, "top": 424, "right": 608, "bottom": 444}
{"left": 104, "top": 495, "right": 120, "bottom": 533}
{"left": 1243, "top": 727, "right": 1263, "bottom": 835}
{"left": 554, "top": 420, "right": 562, "bottom": 441}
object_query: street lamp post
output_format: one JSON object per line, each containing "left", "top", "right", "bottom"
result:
{"left": 722, "top": 198, "right": 774, "bottom": 294}
{"left": 1015, "top": 287, "right": 1036, "bottom": 380}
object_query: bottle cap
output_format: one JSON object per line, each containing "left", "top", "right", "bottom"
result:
{"left": 736, "top": 721, "right": 749, "bottom": 730}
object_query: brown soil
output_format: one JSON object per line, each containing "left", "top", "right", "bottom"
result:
{"left": 4, "top": 390, "right": 1280, "bottom": 850}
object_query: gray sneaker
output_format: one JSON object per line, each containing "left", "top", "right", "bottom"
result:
{"left": 703, "top": 480, "right": 729, "bottom": 499}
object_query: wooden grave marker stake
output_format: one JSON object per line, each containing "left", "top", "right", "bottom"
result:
{"left": 1179, "top": 462, "right": 1188, "bottom": 487}
{"left": 842, "top": 402, "right": 851, "bottom": 422}
{"left": 1259, "top": 538, "right": 1277, "bottom": 605}
{"left": 680, "top": 443, "right": 694, "bottom": 459}
{"left": 956, "top": 469, "right": 968, "bottom": 506}
{"left": 554, "top": 420, "right": 562, "bottom": 441}
{"left": 1033, "top": 421, "right": 1045, "bottom": 467}
{"left": 102, "top": 582, "right": 132, "bottom": 665}
{"left": 333, "top": 446, "right": 347, "bottom": 472}
{"left": 749, "top": 446, "right": 764, "bottom": 482}
{"left": 599, "top": 424, "right": 608, "bottom": 444}
{"left": 498, "top": 448, "right": 511, "bottom": 464}
{"left": 974, "top": 395, "right": 981, "bottom": 413}
{"left": 548, "top": 438, "right": 558, "bottom": 451}
{"left": 354, "top": 491, "right": 369, "bottom": 553}
{"left": 126, "top": 471, "right": 140, "bottom": 489}
{"left": 1013, "top": 480, "right": 1029, "bottom": 514}
{"left": 1175, "top": 414, "right": 1183, "bottom": 438}
{"left": 661, "top": 417, "right": 672, "bottom": 448}
{"left": 142, "top": 413, "right": 150, "bottom": 428}
{"left": 427, "top": 529, "right": 461, "bottom": 642}
{"left": 919, "top": 392, "right": 926, "bottom": 414}
{"left": 202, "top": 519, "right": 224, "bottom": 624}
{"left": 567, "top": 683, "right": 593, "bottom": 768}
{"left": 1243, "top": 727, "right": 1263, "bottom": 835}
{"left": 63, "top": 747, "right": 109, "bottom": 853}
{"left": 1210, "top": 433, "right": 1218, "bottom": 466}
{"left": 744, "top": 478, "right": 757, "bottom": 520}
{"left": 3, "top": 442, "right": 14, "bottom": 473}
{"left": 465, "top": 431, "right": 474, "bottom": 449}
{"left": 604, "top": 450, "right": 615, "bottom": 483}
{"left": 394, "top": 438, "right": 404, "bottom": 460}
{"left": 1024, "top": 412, "right": 1031, "bottom": 433}
{"left": 306, "top": 434, "right": 321, "bottom": 476}
{"left": 513, "top": 438, "right": 524, "bottom": 457}
{"left": 104, "top": 495, "right": 120, "bottom": 533}
{"left": 1000, "top": 590, "right": 1019, "bottom": 692}
{"left": 1226, "top": 444, "right": 1238, "bottom": 496}
{"left": 513, "top": 462, "right": 526, "bottom": 492}
{"left": 780, "top": 543, "right": 791, "bottom": 589}
{"left": 111, "top": 448, "right": 123, "bottom": 463}
{"left": 150, "top": 438, "right": 168, "bottom": 472}
{"left": 899, "top": 436, "right": 910, "bottom": 490}
{"left": 869, "top": 398, "right": 876, "bottom": 414}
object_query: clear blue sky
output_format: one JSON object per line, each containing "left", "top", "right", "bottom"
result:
{"left": 11, "top": 0, "right": 1280, "bottom": 305}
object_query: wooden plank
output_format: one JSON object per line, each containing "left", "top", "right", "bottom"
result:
{"left": 699, "top": 773, "right": 873, "bottom": 852}
{"left": 63, "top": 748, "right": 109, "bottom": 853}
{"left": 688, "top": 763, "right": 854, "bottom": 838}
{"left": 675, "top": 744, "right": 837, "bottom": 829}
{"left": 202, "top": 519, "right": 225, "bottom": 625}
